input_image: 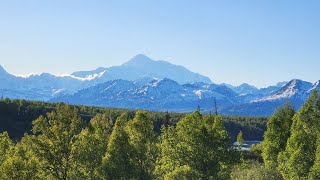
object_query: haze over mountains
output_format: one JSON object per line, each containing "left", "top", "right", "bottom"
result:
{"left": 1, "top": 54, "right": 319, "bottom": 116}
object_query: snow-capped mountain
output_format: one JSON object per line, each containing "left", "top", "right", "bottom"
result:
{"left": 72, "top": 54, "right": 213, "bottom": 84}
{"left": 0, "top": 55, "right": 212, "bottom": 100}
{"left": 50, "top": 78, "right": 239, "bottom": 112}
{"left": 50, "top": 77, "right": 320, "bottom": 115}
{"left": 223, "top": 82, "right": 286, "bottom": 103}
{"left": 225, "top": 83, "right": 259, "bottom": 95}
{"left": 1, "top": 56, "right": 319, "bottom": 116}
{"left": 222, "top": 79, "right": 317, "bottom": 116}
{"left": 257, "top": 81, "right": 288, "bottom": 96}
{"left": 0, "top": 67, "right": 87, "bottom": 100}
{"left": 254, "top": 79, "right": 312, "bottom": 102}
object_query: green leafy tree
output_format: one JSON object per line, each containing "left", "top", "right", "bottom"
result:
{"left": 237, "top": 131, "right": 244, "bottom": 163}
{"left": 231, "top": 160, "right": 282, "bottom": 180}
{"left": 262, "top": 103, "right": 295, "bottom": 168}
{"left": 125, "top": 110, "right": 157, "bottom": 179}
{"left": 30, "top": 105, "right": 85, "bottom": 180}
{"left": 72, "top": 113, "right": 112, "bottom": 179}
{"left": 101, "top": 113, "right": 135, "bottom": 179}
{"left": 155, "top": 111, "right": 236, "bottom": 179}
{"left": 0, "top": 135, "right": 39, "bottom": 180}
{"left": 164, "top": 165, "right": 203, "bottom": 180}
{"left": 0, "top": 132, "right": 13, "bottom": 163}
{"left": 154, "top": 125, "right": 179, "bottom": 177}
{"left": 309, "top": 136, "right": 320, "bottom": 179}
{"left": 237, "top": 131, "right": 244, "bottom": 151}
{"left": 278, "top": 91, "right": 320, "bottom": 179}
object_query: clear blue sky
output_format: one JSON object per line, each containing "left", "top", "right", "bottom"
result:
{"left": 0, "top": 0, "right": 319, "bottom": 87}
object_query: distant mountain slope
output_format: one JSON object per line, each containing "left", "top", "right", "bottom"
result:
{"left": 223, "top": 82, "right": 286, "bottom": 103}
{"left": 222, "top": 79, "right": 319, "bottom": 116}
{"left": 0, "top": 65, "right": 85, "bottom": 100}
{"left": 51, "top": 78, "right": 320, "bottom": 116}
{"left": 254, "top": 79, "right": 313, "bottom": 102}
{"left": 50, "top": 78, "right": 238, "bottom": 112}
{"left": 226, "top": 83, "right": 259, "bottom": 95}
{"left": 0, "top": 65, "right": 26, "bottom": 89}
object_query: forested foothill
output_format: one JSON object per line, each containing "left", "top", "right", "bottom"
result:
{"left": 0, "top": 98, "right": 267, "bottom": 142}
{"left": 2, "top": 91, "right": 320, "bottom": 179}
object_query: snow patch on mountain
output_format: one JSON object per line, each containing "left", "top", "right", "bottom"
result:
{"left": 50, "top": 78, "right": 239, "bottom": 112}
{"left": 253, "top": 79, "right": 313, "bottom": 102}
{"left": 56, "top": 70, "right": 107, "bottom": 81}
{"left": 308, "top": 80, "right": 320, "bottom": 93}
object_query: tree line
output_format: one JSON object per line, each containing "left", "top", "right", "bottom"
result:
{"left": 0, "top": 99, "right": 278, "bottom": 179}
{"left": 0, "top": 98, "right": 267, "bottom": 142}
{"left": 232, "top": 90, "right": 320, "bottom": 179}
{"left": 0, "top": 104, "right": 241, "bottom": 179}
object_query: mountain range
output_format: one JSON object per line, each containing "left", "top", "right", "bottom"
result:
{"left": 1, "top": 54, "right": 318, "bottom": 116}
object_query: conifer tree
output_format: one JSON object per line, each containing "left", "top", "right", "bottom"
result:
{"left": 278, "top": 91, "right": 320, "bottom": 179}
{"left": 125, "top": 111, "right": 157, "bottom": 179}
{"left": 72, "top": 113, "right": 112, "bottom": 179}
{"left": 237, "top": 131, "right": 244, "bottom": 151}
{"left": 262, "top": 103, "right": 295, "bottom": 168}
{"left": 101, "top": 113, "right": 135, "bottom": 179}
{"left": 154, "top": 125, "right": 179, "bottom": 177}
{"left": 309, "top": 136, "right": 320, "bottom": 179}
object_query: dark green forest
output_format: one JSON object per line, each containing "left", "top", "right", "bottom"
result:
{"left": 0, "top": 98, "right": 267, "bottom": 142}
{"left": 1, "top": 91, "right": 320, "bottom": 179}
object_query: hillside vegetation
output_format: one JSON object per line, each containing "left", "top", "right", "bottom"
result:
{"left": 10, "top": 95, "right": 320, "bottom": 179}
{"left": 231, "top": 91, "right": 320, "bottom": 179}
{"left": 0, "top": 98, "right": 267, "bottom": 142}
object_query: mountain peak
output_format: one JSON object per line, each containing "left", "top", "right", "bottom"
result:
{"left": 229, "top": 83, "right": 258, "bottom": 95}
{"left": 279, "top": 79, "right": 311, "bottom": 92}
{"left": 238, "top": 83, "right": 257, "bottom": 89}
{"left": 123, "top": 54, "right": 153, "bottom": 66}
{"left": 289, "top": 78, "right": 301, "bottom": 84}
{"left": 284, "top": 79, "right": 312, "bottom": 90}
{"left": 133, "top": 54, "right": 150, "bottom": 59}
{"left": 255, "top": 79, "right": 312, "bottom": 102}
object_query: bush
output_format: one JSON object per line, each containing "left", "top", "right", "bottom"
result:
{"left": 231, "top": 160, "right": 282, "bottom": 180}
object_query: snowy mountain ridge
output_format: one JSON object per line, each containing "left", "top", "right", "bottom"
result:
{"left": 50, "top": 78, "right": 320, "bottom": 115}
{"left": 0, "top": 54, "right": 212, "bottom": 100}
{"left": 1, "top": 56, "right": 319, "bottom": 116}
{"left": 253, "top": 79, "right": 313, "bottom": 102}
{"left": 50, "top": 78, "right": 239, "bottom": 112}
